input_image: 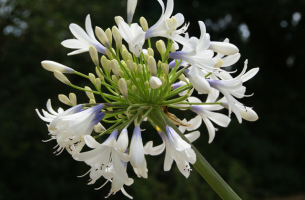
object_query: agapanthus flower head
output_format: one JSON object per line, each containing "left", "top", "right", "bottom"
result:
{"left": 37, "top": 0, "right": 259, "bottom": 198}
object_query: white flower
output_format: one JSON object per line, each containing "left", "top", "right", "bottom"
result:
{"left": 127, "top": 0, "right": 138, "bottom": 24}
{"left": 207, "top": 60, "right": 258, "bottom": 123}
{"left": 185, "top": 65, "right": 211, "bottom": 94}
{"left": 73, "top": 130, "right": 132, "bottom": 194}
{"left": 61, "top": 14, "right": 106, "bottom": 55}
{"left": 158, "top": 126, "right": 196, "bottom": 178}
{"left": 145, "top": 0, "right": 189, "bottom": 46}
{"left": 118, "top": 20, "right": 145, "bottom": 57}
{"left": 188, "top": 96, "right": 231, "bottom": 143}
{"left": 129, "top": 126, "right": 144, "bottom": 168}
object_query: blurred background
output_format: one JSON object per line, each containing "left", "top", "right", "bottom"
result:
{"left": 0, "top": 0, "right": 304, "bottom": 199}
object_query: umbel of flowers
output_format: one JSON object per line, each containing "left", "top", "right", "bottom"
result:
{"left": 36, "top": 0, "right": 259, "bottom": 198}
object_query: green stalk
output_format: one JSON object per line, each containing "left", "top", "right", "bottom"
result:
{"left": 147, "top": 108, "right": 241, "bottom": 200}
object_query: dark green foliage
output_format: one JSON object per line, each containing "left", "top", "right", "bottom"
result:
{"left": 0, "top": 0, "right": 304, "bottom": 199}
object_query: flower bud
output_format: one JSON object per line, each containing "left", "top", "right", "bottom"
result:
{"left": 161, "top": 63, "right": 169, "bottom": 75}
{"left": 54, "top": 70, "right": 71, "bottom": 85}
{"left": 127, "top": 0, "right": 138, "bottom": 24}
{"left": 214, "top": 58, "right": 224, "bottom": 68}
{"left": 136, "top": 78, "right": 140, "bottom": 83}
{"left": 89, "top": 99, "right": 96, "bottom": 104}
{"left": 158, "top": 60, "right": 162, "bottom": 68}
{"left": 89, "top": 46, "right": 99, "bottom": 66}
{"left": 122, "top": 49, "right": 130, "bottom": 61}
{"left": 95, "top": 78, "right": 101, "bottom": 91}
{"left": 160, "top": 76, "right": 165, "bottom": 84}
{"left": 118, "top": 78, "right": 128, "bottom": 99}
{"left": 119, "top": 70, "right": 124, "bottom": 77}
{"left": 89, "top": 73, "right": 96, "bottom": 84}
{"left": 101, "top": 56, "right": 108, "bottom": 69}
{"left": 105, "top": 28, "right": 112, "bottom": 47}
{"left": 110, "top": 59, "right": 120, "bottom": 77}
{"left": 126, "top": 60, "right": 134, "bottom": 72}
{"left": 126, "top": 80, "right": 131, "bottom": 87}
{"left": 121, "top": 61, "right": 127, "bottom": 69}
{"left": 166, "top": 18, "right": 173, "bottom": 35}
{"left": 137, "top": 64, "right": 143, "bottom": 74}
{"left": 69, "top": 93, "right": 77, "bottom": 106}
{"left": 132, "top": 85, "right": 137, "bottom": 91}
{"left": 41, "top": 61, "right": 74, "bottom": 74}
{"left": 95, "top": 67, "right": 104, "bottom": 81}
{"left": 121, "top": 44, "right": 127, "bottom": 51}
{"left": 147, "top": 48, "right": 154, "bottom": 57}
{"left": 144, "top": 81, "right": 149, "bottom": 88}
{"left": 95, "top": 26, "right": 111, "bottom": 49}
{"left": 85, "top": 86, "right": 95, "bottom": 100}
{"left": 150, "top": 76, "right": 162, "bottom": 89}
{"left": 140, "top": 17, "right": 148, "bottom": 31}
{"left": 179, "top": 74, "right": 187, "bottom": 82}
{"left": 112, "top": 26, "right": 122, "bottom": 49}
{"left": 156, "top": 40, "right": 166, "bottom": 56}
{"left": 209, "top": 42, "right": 239, "bottom": 55}
{"left": 144, "top": 53, "right": 149, "bottom": 61}
{"left": 94, "top": 123, "right": 105, "bottom": 132}
{"left": 58, "top": 94, "right": 72, "bottom": 106}
{"left": 170, "top": 43, "right": 176, "bottom": 53}
{"left": 118, "top": 114, "right": 125, "bottom": 118}
{"left": 147, "top": 56, "right": 157, "bottom": 76}
{"left": 171, "top": 17, "right": 178, "bottom": 30}
{"left": 115, "top": 16, "right": 124, "bottom": 26}
{"left": 105, "top": 48, "right": 114, "bottom": 60}
{"left": 112, "top": 75, "right": 118, "bottom": 83}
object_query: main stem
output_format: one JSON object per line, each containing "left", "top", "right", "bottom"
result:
{"left": 148, "top": 108, "right": 242, "bottom": 200}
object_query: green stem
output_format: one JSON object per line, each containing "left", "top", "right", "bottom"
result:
{"left": 147, "top": 108, "right": 241, "bottom": 200}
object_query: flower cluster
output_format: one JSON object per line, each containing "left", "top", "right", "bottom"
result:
{"left": 36, "top": 0, "right": 259, "bottom": 198}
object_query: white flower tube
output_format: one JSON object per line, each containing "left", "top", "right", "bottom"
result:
{"left": 127, "top": 0, "right": 138, "bottom": 24}
{"left": 41, "top": 61, "right": 75, "bottom": 74}
{"left": 185, "top": 66, "right": 211, "bottom": 94}
{"left": 129, "top": 126, "right": 144, "bottom": 168}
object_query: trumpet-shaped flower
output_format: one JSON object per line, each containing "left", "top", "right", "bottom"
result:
{"left": 185, "top": 65, "right": 211, "bottom": 94}
{"left": 145, "top": 0, "right": 189, "bottom": 46}
{"left": 118, "top": 20, "right": 145, "bottom": 57}
{"left": 158, "top": 126, "right": 196, "bottom": 178}
{"left": 61, "top": 14, "right": 106, "bottom": 55}
{"left": 127, "top": 0, "right": 138, "bottom": 24}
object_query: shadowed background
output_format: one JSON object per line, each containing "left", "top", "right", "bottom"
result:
{"left": 0, "top": 0, "right": 304, "bottom": 199}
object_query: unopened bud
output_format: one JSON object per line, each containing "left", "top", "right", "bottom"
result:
{"left": 179, "top": 74, "right": 187, "bottom": 82}
{"left": 94, "top": 123, "right": 105, "bottom": 132}
{"left": 118, "top": 114, "right": 125, "bottom": 118}
{"left": 127, "top": 60, "right": 134, "bottom": 72}
{"left": 89, "top": 99, "right": 96, "bottom": 104}
{"left": 112, "top": 75, "right": 118, "bottom": 83}
{"left": 95, "top": 67, "right": 104, "bottom": 81}
{"left": 110, "top": 59, "right": 120, "bottom": 77}
{"left": 118, "top": 78, "right": 128, "bottom": 99}
{"left": 89, "top": 46, "right": 99, "bottom": 66}
{"left": 119, "top": 70, "right": 124, "bottom": 77}
{"left": 58, "top": 94, "right": 72, "bottom": 106}
{"left": 158, "top": 60, "right": 162, "bottom": 68}
{"left": 85, "top": 86, "right": 95, "bottom": 100}
{"left": 121, "top": 44, "right": 127, "bottom": 51}
{"left": 147, "top": 48, "right": 154, "bottom": 57}
{"left": 137, "top": 64, "right": 143, "bottom": 74}
{"left": 170, "top": 43, "right": 176, "bottom": 53}
{"left": 89, "top": 73, "right": 96, "bottom": 84}
{"left": 95, "top": 27, "right": 111, "bottom": 49}
{"left": 209, "top": 42, "right": 239, "bottom": 55}
{"left": 132, "top": 85, "right": 137, "bottom": 91}
{"left": 166, "top": 18, "right": 173, "bottom": 35}
{"left": 122, "top": 49, "right": 130, "bottom": 60}
{"left": 105, "top": 48, "right": 114, "bottom": 60}
{"left": 54, "top": 70, "right": 71, "bottom": 85}
{"left": 156, "top": 40, "right": 166, "bottom": 55}
{"left": 126, "top": 80, "right": 131, "bottom": 87}
{"left": 41, "top": 61, "right": 74, "bottom": 74}
{"left": 121, "top": 60, "right": 127, "bottom": 68}
{"left": 150, "top": 76, "right": 162, "bottom": 89}
{"left": 171, "top": 17, "right": 178, "bottom": 30}
{"left": 160, "top": 76, "right": 165, "bottom": 84}
{"left": 144, "top": 54, "right": 149, "bottom": 61}
{"left": 69, "top": 93, "right": 77, "bottom": 106}
{"left": 115, "top": 16, "right": 124, "bottom": 26}
{"left": 136, "top": 78, "right": 140, "bottom": 83}
{"left": 161, "top": 63, "right": 169, "bottom": 75}
{"left": 147, "top": 56, "right": 157, "bottom": 76}
{"left": 112, "top": 26, "right": 122, "bottom": 49}
{"left": 144, "top": 81, "right": 149, "bottom": 88}
{"left": 140, "top": 17, "right": 148, "bottom": 31}
{"left": 105, "top": 28, "right": 112, "bottom": 47}
{"left": 95, "top": 78, "right": 101, "bottom": 91}
{"left": 214, "top": 58, "right": 224, "bottom": 68}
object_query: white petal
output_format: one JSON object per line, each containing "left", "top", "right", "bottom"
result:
{"left": 85, "top": 14, "right": 96, "bottom": 40}
{"left": 238, "top": 106, "right": 259, "bottom": 121}
{"left": 186, "top": 115, "right": 202, "bottom": 131}
{"left": 69, "top": 23, "right": 93, "bottom": 43}
{"left": 174, "top": 13, "right": 184, "bottom": 27}
{"left": 117, "top": 128, "right": 129, "bottom": 152}
{"left": 166, "top": 126, "right": 191, "bottom": 151}
{"left": 202, "top": 116, "right": 216, "bottom": 143}
{"left": 242, "top": 68, "right": 259, "bottom": 83}
{"left": 150, "top": 143, "right": 165, "bottom": 155}
{"left": 209, "top": 42, "right": 239, "bottom": 55}
{"left": 61, "top": 39, "right": 89, "bottom": 49}
{"left": 84, "top": 135, "right": 101, "bottom": 149}
{"left": 222, "top": 53, "right": 241, "bottom": 67}
{"left": 67, "top": 48, "right": 89, "bottom": 55}
{"left": 129, "top": 126, "right": 144, "bottom": 168}
{"left": 205, "top": 111, "right": 231, "bottom": 127}
{"left": 185, "top": 131, "right": 200, "bottom": 143}
{"left": 143, "top": 141, "right": 153, "bottom": 154}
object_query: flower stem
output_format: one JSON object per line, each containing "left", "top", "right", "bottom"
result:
{"left": 148, "top": 108, "right": 242, "bottom": 200}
